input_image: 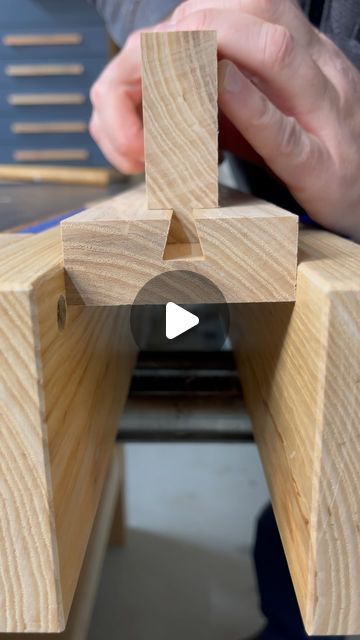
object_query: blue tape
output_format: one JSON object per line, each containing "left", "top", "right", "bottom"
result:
{"left": 298, "top": 213, "right": 323, "bottom": 229}
{"left": 18, "top": 209, "right": 83, "bottom": 234}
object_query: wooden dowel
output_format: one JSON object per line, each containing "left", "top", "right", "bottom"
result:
{"left": 0, "top": 165, "right": 118, "bottom": 185}
{"left": 3, "top": 33, "right": 83, "bottom": 46}
{"left": 8, "top": 93, "right": 86, "bottom": 106}
{"left": 11, "top": 121, "right": 87, "bottom": 134}
{"left": 6, "top": 63, "right": 84, "bottom": 77}
{"left": 13, "top": 149, "right": 89, "bottom": 162}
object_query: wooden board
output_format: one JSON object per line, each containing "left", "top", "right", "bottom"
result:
{"left": 141, "top": 31, "right": 218, "bottom": 245}
{"left": 232, "top": 227, "right": 360, "bottom": 636}
{"left": 61, "top": 182, "right": 298, "bottom": 306}
{"left": 0, "top": 233, "right": 32, "bottom": 248}
{"left": 0, "top": 230, "right": 136, "bottom": 632}
{"left": 0, "top": 445, "right": 125, "bottom": 640}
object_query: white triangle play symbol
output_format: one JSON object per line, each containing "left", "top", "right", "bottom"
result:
{"left": 166, "top": 302, "right": 199, "bottom": 340}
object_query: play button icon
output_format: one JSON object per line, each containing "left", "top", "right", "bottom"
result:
{"left": 130, "top": 270, "right": 229, "bottom": 352}
{"left": 166, "top": 302, "right": 199, "bottom": 340}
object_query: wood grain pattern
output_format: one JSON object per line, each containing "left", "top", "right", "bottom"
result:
{"left": 13, "top": 149, "right": 89, "bottom": 162}
{"left": 12, "top": 121, "right": 87, "bottom": 134}
{"left": 0, "top": 233, "right": 32, "bottom": 248}
{"left": 61, "top": 183, "right": 298, "bottom": 305}
{"left": 0, "top": 165, "right": 116, "bottom": 186}
{"left": 232, "top": 228, "right": 360, "bottom": 636}
{"left": 5, "top": 64, "right": 84, "bottom": 77}
{"left": 0, "top": 445, "right": 124, "bottom": 640}
{"left": 8, "top": 93, "right": 86, "bottom": 106}
{"left": 0, "top": 230, "right": 136, "bottom": 632}
{"left": 141, "top": 31, "right": 218, "bottom": 245}
{"left": 3, "top": 33, "right": 82, "bottom": 47}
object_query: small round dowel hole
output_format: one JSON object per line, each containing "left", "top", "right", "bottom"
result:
{"left": 57, "top": 295, "right": 67, "bottom": 331}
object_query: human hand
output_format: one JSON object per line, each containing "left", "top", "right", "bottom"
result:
{"left": 90, "top": 0, "right": 360, "bottom": 239}
{"left": 89, "top": 29, "right": 145, "bottom": 175}
{"left": 172, "top": 0, "right": 360, "bottom": 239}
{"left": 89, "top": 21, "right": 260, "bottom": 174}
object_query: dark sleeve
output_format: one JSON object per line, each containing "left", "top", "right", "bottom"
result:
{"left": 301, "top": 0, "right": 360, "bottom": 71}
{"left": 90, "top": 0, "right": 182, "bottom": 46}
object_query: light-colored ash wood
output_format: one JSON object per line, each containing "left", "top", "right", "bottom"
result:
{"left": 3, "top": 33, "right": 83, "bottom": 47}
{"left": 141, "top": 31, "right": 218, "bottom": 245}
{"left": 0, "top": 165, "right": 118, "bottom": 186}
{"left": 8, "top": 93, "right": 86, "bottom": 106}
{"left": 62, "top": 30, "right": 298, "bottom": 304}
{"left": 61, "top": 182, "right": 298, "bottom": 305}
{"left": 14, "top": 149, "right": 89, "bottom": 162}
{"left": 12, "top": 121, "right": 87, "bottom": 134}
{"left": 0, "top": 230, "right": 136, "bottom": 632}
{"left": 5, "top": 64, "right": 84, "bottom": 77}
{"left": 0, "top": 233, "right": 32, "bottom": 248}
{"left": 232, "top": 228, "right": 360, "bottom": 636}
{"left": 0, "top": 445, "right": 125, "bottom": 640}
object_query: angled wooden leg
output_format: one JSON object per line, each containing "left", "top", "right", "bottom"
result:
{"left": 0, "top": 445, "right": 124, "bottom": 640}
{"left": 0, "top": 231, "right": 137, "bottom": 633}
{"left": 232, "top": 228, "right": 360, "bottom": 637}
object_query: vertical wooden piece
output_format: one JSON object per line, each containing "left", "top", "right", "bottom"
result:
{"left": 0, "top": 445, "right": 125, "bottom": 640}
{"left": 232, "top": 228, "right": 360, "bottom": 636}
{"left": 141, "top": 31, "right": 218, "bottom": 245}
{"left": 0, "top": 230, "right": 136, "bottom": 632}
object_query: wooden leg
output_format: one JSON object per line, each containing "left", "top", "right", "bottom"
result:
{"left": 0, "top": 445, "right": 124, "bottom": 640}
{"left": 0, "top": 230, "right": 136, "bottom": 632}
{"left": 109, "top": 448, "right": 127, "bottom": 547}
{"left": 233, "top": 228, "right": 360, "bottom": 636}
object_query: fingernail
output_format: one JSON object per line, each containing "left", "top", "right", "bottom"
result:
{"left": 218, "top": 60, "right": 242, "bottom": 94}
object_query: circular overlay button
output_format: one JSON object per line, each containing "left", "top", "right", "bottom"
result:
{"left": 130, "top": 270, "right": 229, "bottom": 352}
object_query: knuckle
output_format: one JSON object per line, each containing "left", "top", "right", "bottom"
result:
{"left": 88, "top": 115, "right": 99, "bottom": 140}
{"left": 171, "top": 1, "right": 194, "bottom": 22}
{"left": 260, "top": 23, "right": 294, "bottom": 70}
{"left": 124, "top": 30, "right": 139, "bottom": 49}
{"left": 90, "top": 81, "right": 101, "bottom": 107}
{"left": 253, "top": 93, "right": 273, "bottom": 126}
{"left": 246, "top": 0, "right": 282, "bottom": 17}
{"left": 179, "top": 8, "right": 212, "bottom": 30}
{"left": 280, "top": 117, "right": 300, "bottom": 156}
